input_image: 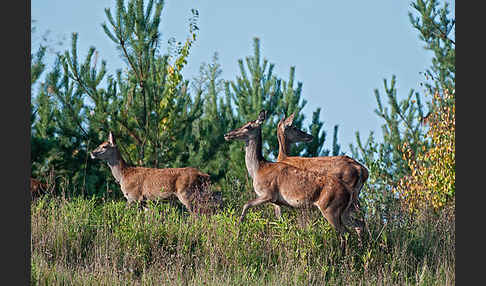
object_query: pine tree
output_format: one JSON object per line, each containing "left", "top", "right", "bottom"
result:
{"left": 31, "top": 43, "right": 51, "bottom": 180}
{"left": 351, "top": 76, "right": 427, "bottom": 183}
{"left": 349, "top": 0, "right": 454, "bottom": 216}
{"left": 303, "top": 108, "right": 341, "bottom": 157}
{"left": 187, "top": 53, "right": 237, "bottom": 183}
{"left": 349, "top": 76, "right": 427, "bottom": 217}
{"left": 31, "top": 54, "right": 102, "bottom": 196}
{"left": 409, "top": 0, "right": 455, "bottom": 94}
{"left": 31, "top": 0, "right": 205, "bottom": 197}
{"left": 31, "top": 1, "right": 341, "bottom": 198}
{"left": 61, "top": 0, "right": 203, "bottom": 168}
{"left": 31, "top": 45, "right": 46, "bottom": 87}
{"left": 226, "top": 38, "right": 338, "bottom": 180}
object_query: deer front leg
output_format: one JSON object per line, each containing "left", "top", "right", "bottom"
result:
{"left": 126, "top": 197, "right": 147, "bottom": 212}
{"left": 239, "top": 195, "right": 272, "bottom": 223}
{"left": 272, "top": 203, "right": 282, "bottom": 219}
{"left": 125, "top": 194, "right": 140, "bottom": 204}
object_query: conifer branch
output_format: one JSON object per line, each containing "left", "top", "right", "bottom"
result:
{"left": 427, "top": 17, "right": 455, "bottom": 45}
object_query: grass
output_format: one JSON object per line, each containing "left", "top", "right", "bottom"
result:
{"left": 31, "top": 191, "right": 455, "bottom": 285}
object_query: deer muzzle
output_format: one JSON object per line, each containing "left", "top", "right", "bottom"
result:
{"left": 302, "top": 134, "right": 313, "bottom": 142}
{"left": 90, "top": 152, "right": 97, "bottom": 159}
{"left": 223, "top": 133, "right": 233, "bottom": 141}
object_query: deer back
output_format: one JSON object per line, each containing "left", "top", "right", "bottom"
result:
{"left": 254, "top": 161, "right": 351, "bottom": 209}
{"left": 276, "top": 114, "right": 368, "bottom": 191}
{"left": 281, "top": 156, "right": 363, "bottom": 185}
{"left": 119, "top": 166, "right": 210, "bottom": 200}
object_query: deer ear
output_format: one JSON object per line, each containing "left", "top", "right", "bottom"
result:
{"left": 108, "top": 132, "right": 115, "bottom": 146}
{"left": 285, "top": 112, "right": 296, "bottom": 126}
{"left": 256, "top": 110, "right": 267, "bottom": 125}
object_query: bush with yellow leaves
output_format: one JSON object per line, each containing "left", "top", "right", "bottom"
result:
{"left": 395, "top": 89, "right": 455, "bottom": 213}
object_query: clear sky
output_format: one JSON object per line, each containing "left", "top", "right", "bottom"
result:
{"left": 32, "top": 0, "right": 444, "bottom": 154}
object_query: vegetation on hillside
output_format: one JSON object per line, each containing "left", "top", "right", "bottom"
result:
{"left": 31, "top": 0, "right": 455, "bottom": 284}
{"left": 31, "top": 196, "right": 454, "bottom": 285}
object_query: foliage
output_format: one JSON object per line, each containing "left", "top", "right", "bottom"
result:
{"left": 349, "top": 0, "right": 454, "bottom": 218}
{"left": 31, "top": 1, "right": 339, "bottom": 197}
{"left": 31, "top": 56, "right": 103, "bottom": 196}
{"left": 225, "top": 37, "right": 339, "bottom": 182}
{"left": 31, "top": 0, "right": 204, "bottom": 196}
{"left": 409, "top": 0, "right": 455, "bottom": 93}
{"left": 30, "top": 0, "right": 456, "bottom": 284}
{"left": 395, "top": 89, "right": 455, "bottom": 213}
{"left": 304, "top": 111, "right": 341, "bottom": 157}
{"left": 32, "top": 195, "right": 455, "bottom": 285}
{"left": 82, "top": 0, "right": 202, "bottom": 168}
{"left": 31, "top": 45, "right": 47, "bottom": 86}
{"left": 187, "top": 53, "right": 237, "bottom": 184}
{"left": 349, "top": 76, "right": 427, "bottom": 218}
{"left": 31, "top": 44, "right": 47, "bottom": 132}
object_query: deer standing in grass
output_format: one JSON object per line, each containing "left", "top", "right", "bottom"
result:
{"left": 276, "top": 113, "right": 369, "bottom": 240}
{"left": 90, "top": 132, "right": 213, "bottom": 213}
{"left": 224, "top": 110, "right": 354, "bottom": 251}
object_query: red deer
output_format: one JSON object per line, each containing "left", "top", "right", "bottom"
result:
{"left": 90, "top": 132, "right": 215, "bottom": 213}
{"left": 224, "top": 110, "right": 355, "bottom": 251}
{"left": 276, "top": 113, "right": 369, "bottom": 239}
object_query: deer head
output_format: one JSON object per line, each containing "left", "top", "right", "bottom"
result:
{"left": 277, "top": 113, "right": 313, "bottom": 143}
{"left": 90, "top": 132, "right": 118, "bottom": 161}
{"left": 224, "top": 110, "right": 267, "bottom": 141}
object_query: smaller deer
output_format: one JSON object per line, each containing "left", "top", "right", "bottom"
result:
{"left": 276, "top": 113, "right": 369, "bottom": 240}
{"left": 224, "top": 110, "right": 354, "bottom": 251}
{"left": 90, "top": 132, "right": 214, "bottom": 213}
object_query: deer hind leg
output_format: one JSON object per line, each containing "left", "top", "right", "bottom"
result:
{"left": 354, "top": 169, "right": 369, "bottom": 226}
{"left": 340, "top": 208, "right": 362, "bottom": 247}
{"left": 315, "top": 200, "right": 348, "bottom": 254}
{"left": 346, "top": 190, "right": 366, "bottom": 245}
{"left": 347, "top": 210, "right": 365, "bottom": 247}
{"left": 353, "top": 218, "right": 366, "bottom": 247}
{"left": 239, "top": 195, "right": 272, "bottom": 223}
{"left": 175, "top": 191, "right": 195, "bottom": 213}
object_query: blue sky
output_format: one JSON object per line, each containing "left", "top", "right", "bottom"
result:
{"left": 32, "top": 0, "right": 447, "bottom": 153}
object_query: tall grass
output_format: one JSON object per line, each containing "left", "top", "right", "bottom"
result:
{"left": 31, "top": 187, "right": 455, "bottom": 285}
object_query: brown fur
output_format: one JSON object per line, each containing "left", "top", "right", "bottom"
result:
{"left": 224, "top": 111, "right": 354, "bottom": 251}
{"left": 277, "top": 113, "right": 369, "bottom": 206}
{"left": 276, "top": 114, "right": 369, "bottom": 240}
{"left": 90, "top": 132, "right": 213, "bottom": 213}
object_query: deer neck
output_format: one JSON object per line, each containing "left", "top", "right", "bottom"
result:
{"left": 106, "top": 148, "right": 127, "bottom": 184}
{"left": 277, "top": 129, "right": 290, "bottom": 161}
{"left": 244, "top": 129, "right": 265, "bottom": 179}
